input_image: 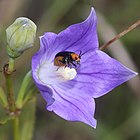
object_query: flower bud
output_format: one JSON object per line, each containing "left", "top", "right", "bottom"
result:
{"left": 6, "top": 17, "right": 37, "bottom": 58}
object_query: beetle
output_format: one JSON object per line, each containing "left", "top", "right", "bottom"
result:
{"left": 54, "top": 51, "right": 82, "bottom": 68}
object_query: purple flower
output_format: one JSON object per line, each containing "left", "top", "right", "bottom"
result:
{"left": 32, "top": 8, "right": 137, "bottom": 128}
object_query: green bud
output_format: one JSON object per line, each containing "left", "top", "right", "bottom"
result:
{"left": 6, "top": 17, "right": 37, "bottom": 58}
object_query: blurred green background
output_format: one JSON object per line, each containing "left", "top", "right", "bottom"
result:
{"left": 0, "top": 0, "right": 140, "bottom": 140}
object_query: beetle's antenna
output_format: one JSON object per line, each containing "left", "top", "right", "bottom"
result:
{"left": 79, "top": 50, "right": 82, "bottom": 58}
{"left": 78, "top": 48, "right": 95, "bottom": 57}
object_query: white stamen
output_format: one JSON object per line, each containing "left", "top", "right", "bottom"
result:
{"left": 56, "top": 67, "right": 77, "bottom": 80}
{"left": 37, "top": 61, "right": 77, "bottom": 86}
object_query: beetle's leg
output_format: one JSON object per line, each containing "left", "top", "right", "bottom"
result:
{"left": 71, "top": 62, "right": 77, "bottom": 67}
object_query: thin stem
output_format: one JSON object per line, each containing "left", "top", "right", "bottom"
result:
{"left": 100, "top": 20, "right": 140, "bottom": 50}
{"left": 23, "top": 85, "right": 37, "bottom": 106}
{"left": 16, "top": 71, "right": 32, "bottom": 109}
{"left": 4, "top": 57, "right": 15, "bottom": 112}
{"left": 8, "top": 57, "right": 14, "bottom": 73}
{"left": 13, "top": 117, "right": 20, "bottom": 140}
{"left": 0, "top": 87, "right": 8, "bottom": 108}
{"left": 5, "top": 73, "right": 15, "bottom": 112}
{"left": 6, "top": 58, "right": 20, "bottom": 140}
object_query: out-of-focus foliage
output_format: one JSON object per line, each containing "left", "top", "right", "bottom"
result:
{"left": 0, "top": 0, "right": 140, "bottom": 140}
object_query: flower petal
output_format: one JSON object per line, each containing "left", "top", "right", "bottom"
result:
{"left": 40, "top": 86, "right": 55, "bottom": 106}
{"left": 32, "top": 32, "right": 57, "bottom": 69}
{"left": 32, "top": 32, "right": 57, "bottom": 86}
{"left": 39, "top": 32, "right": 57, "bottom": 60}
{"left": 76, "top": 50, "right": 137, "bottom": 98}
{"left": 57, "top": 7, "right": 98, "bottom": 50}
{"left": 45, "top": 86, "right": 97, "bottom": 128}
{"left": 45, "top": 7, "right": 98, "bottom": 61}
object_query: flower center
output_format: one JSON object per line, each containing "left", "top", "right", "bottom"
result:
{"left": 37, "top": 61, "right": 77, "bottom": 86}
{"left": 56, "top": 67, "right": 77, "bottom": 81}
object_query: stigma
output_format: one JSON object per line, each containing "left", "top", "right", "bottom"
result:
{"left": 56, "top": 67, "right": 77, "bottom": 81}
{"left": 37, "top": 61, "right": 77, "bottom": 86}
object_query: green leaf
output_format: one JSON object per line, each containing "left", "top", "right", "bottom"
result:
{"left": 0, "top": 106, "right": 14, "bottom": 125}
{"left": 0, "top": 114, "right": 13, "bottom": 125}
{"left": 16, "top": 71, "right": 32, "bottom": 109}
{"left": 20, "top": 97, "right": 36, "bottom": 140}
{"left": 0, "top": 105, "right": 13, "bottom": 140}
{"left": 0, "top": 87, "right": 8, "bottom": 108}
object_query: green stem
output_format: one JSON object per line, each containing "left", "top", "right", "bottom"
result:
{"left": 0, "top": 87, "right": 8, "bottom": 108}
{"left": 13, "top": 116, "right": 20, "bottom": 140}
{"left": 4, "top": 58, "right": 20, "bottom": 140}
{"left": 16, "top": 71, "right": 32, "bottom": 109}
{"left": 5, "top": 73, "right": 15, "bottom": 112}
{"left": 23, "top": 85, "right": 37, "bottom": 105}
{"left": 4, "top": 57, "right": 15, "bottom": 112}
{"left": 8, "top": 57, "right": 14, "bottom": 73}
